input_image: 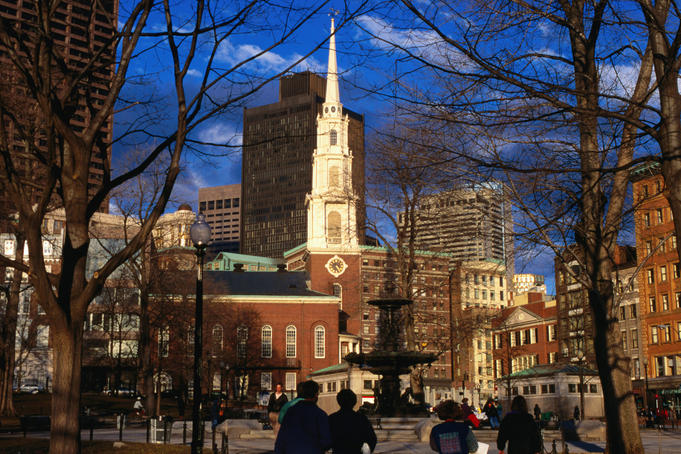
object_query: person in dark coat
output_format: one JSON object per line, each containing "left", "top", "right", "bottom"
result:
{"left": 533, "top": 404, "right": 541, "bottom": 421}
{"left": 274, "top": 380, "right": 332, "bottom": 454}
{"left": 497, "top": 395, "right": 542, "bottom": 454}
{"left": 430, "top": 400, "right": 478, "bottom": 454}
{"left": 573, "top": 405, "right": 580, "bottom": 421}
{"left": 268, "top": 383, "right": 288, "bottom": 435}
{"left": 483, "top": 398, "right": 500, "bottom": 429}
{"left": 328, "top": 389, "right": 377, "bottom": 454}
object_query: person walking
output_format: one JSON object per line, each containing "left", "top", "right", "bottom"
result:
{"left": 461, "top": 398, "right": 472, "bottom": 418}
{"left": 328, "top": 389, "right": 377, "bottom": 454}
{"left": 497, "top": 395, "right": 542, "bottom": 454}
{"left": 533, "top": 404, "right": 541, "bottom": 421}
{"left": 430, "top": 400, "right": 479, "bottom": 454}
{"left": 133, "top": 397, "right": 145, "bottom": 417}
{"left": 483, "top": 398, "right": 500, "bottom": 429}
{"left": 268, "top": 383, "right": 288, "bottom": 435}
{"left": 274, "top": 380, "right": 332, "bottom": 454}
{"left": 573, "top": 405, "right": 580, "bottom": 421}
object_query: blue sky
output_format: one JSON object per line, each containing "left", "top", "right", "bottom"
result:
{"left": 108, "top": 1, "right": 659, "bottom": 295}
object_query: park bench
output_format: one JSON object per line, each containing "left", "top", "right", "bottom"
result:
{"left": 0, "top": 416, "right": 22, "bottom": 433}
{"left": 19, "top": 415, "right": 51, "bottom": 434}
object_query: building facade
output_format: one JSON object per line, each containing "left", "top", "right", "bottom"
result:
{"left": 198, "top": 184, "right": 241, "bottom": 253}
{"left": 513, "top": 274, "right": 546, "bottom": 295}
{"left": 631, "top": 163, "right": 681, "bottom": 409}
{"left": 0, "top": 0, "right": 116, "bottom": 220}
{"left": 240, "top": 68, "right": 365, "bottom": 258}
{"left": 402, "top": 185, "right": 514, "bottom": 278}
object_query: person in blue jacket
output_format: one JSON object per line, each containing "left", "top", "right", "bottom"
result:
{"left": 274, "top": 380, "right": 332, "bottom": 454}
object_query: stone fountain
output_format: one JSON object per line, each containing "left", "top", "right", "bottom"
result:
{"left": 345, "top": 298, "right": 438, "bottom": 416}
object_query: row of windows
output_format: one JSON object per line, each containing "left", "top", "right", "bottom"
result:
{"left": 643, "top": 236, "right": 677, "bottom": 256}
{"left": 621, "top": 328, "right": 639, "bottom": 350}
{"left": 647, "top": 292, "right": 681, "bottom": 312}
{"left": 208, "top": 324, "right": 326, "bottom": 359}
{"left": 641, "top": 207, "right": 671, "bottom": 228}
{"left": 645, "top": 263, "right": 680, "bottom": 285}
{"left": 465, "top": 274, "right": 505, "bottom": 287}
{"left": 200, "top": 198, "right": 240, "bottom": 211}
{"left": 650, "top": 323, "right": 681, "bottom": 345}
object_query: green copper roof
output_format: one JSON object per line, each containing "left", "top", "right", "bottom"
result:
{"left": 502, "top": 363, "right": 598, "bottom": 379}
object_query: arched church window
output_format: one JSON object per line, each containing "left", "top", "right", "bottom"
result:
{"left": 327, "top": 211, "right": 341, "bottom": 244}
{"left": 330, "top": 129, "right": 337, "bottom": 145}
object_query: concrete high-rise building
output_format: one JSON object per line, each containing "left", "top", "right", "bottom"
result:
{"left": 0, "top": 0, "right": 116, "bottom": 220}
{"left": 199, "top": 184, "right": 241, "bottom": 252}
{"left": 240, "top": 69, "right": 365, "bottom": 258}
{"left": 401, "top": 185, "right": 514, "bottom": 274}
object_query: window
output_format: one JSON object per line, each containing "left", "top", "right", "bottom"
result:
{"left": 677, "top": 292, "right": 681, "bottom": 309}
{"left": 677, "top": 323, "right": 681, "bottom": 342}
{"left": 630, "top": 304, "right": 637, "bottom": 318}
{"left": 647, "top": 269, "right": 655, "bottom": 284}
{"left": 621, "top": 331, "right": 627, "bottom": 350}
{"left": 233, "top": 198, "right": 239, "bottom": 208}
{"left": 494, "top": 334, "right": 501, "bottom": 349}
{"left": 237, "top": 326, "right": 248, "bottom": 358}
{"left": 569, "top": 384, "right": 577, "bottom": 393}
{"left": 547, "top": 324, "right": 556, "bottom": 341}
{"left": 329, "top": 129, "right": 337, "bottom": 145}
{"left": 285, "top": 372, "right": 296, "bottom": 391}
{"left": 661, "top": 324, "right": 671, "bottom": 343}
{"left": 261, "top": 325, "right": 272, "bottom": 358}
{"left": 314, "top": 326, "right": 325, "bottom": 358}
{"left": 620, "top": 306, "right": 626, "bottom": 320}
{"left": 661, "top": 266, "right": 668, "bottom": 282}
{"left": 333, "top": 283, "right": 342, "bottom": 298}
{"left": 649, "top": 296, "right": 656, "bottom": 312}
{"left": 261, "top": 372, "right": 272, "bottom": 391}
{"left": 36, "top": 325, "right": 49, "bottom": 348}
{"left": 286, "top": 325, "right": 297, "bottom": 357}
{"left": 659, "top": 238, "right": 667, "bottom": 253}
{"left": 657, "top": 208, "right": 664, "bottom": 224}
{"left": 212, "top": 324, "right": 223, "bottom": 351}
{"left": 548, "top": 352, "right": 556, "bottom": 363}
{"left": 631, "top": 329, "right": 638, "bottom": 349}
{"left": 663, "top": 294, "right": 670, "bottom": 311}
{"left": 159, "top": 326, "right": 169, "bottom": 358}
{"left": 644, "top": 213, "right": 650, "bottom": 227}
{"left": 675, "top": 263, "right": 680, "bottom": 279}
{"left": 646, "top": 240, "right": 653, "bottom": 255}
{"left": 4, "top": 239, "right": 14, "bottom": 256}
{"left": 652, "top": 326, "right": 659, "bottom": 344}
{"left": 327, "top": 211, "right": 341, "bottom": 243}
{"left": 633, "top": 358, "right": 641, "bottom": 378}
{"left": 589, "top": 384, "right": 598, "bottom": 393}
{"left": 673, "top": 235, "right": 678, "bottom": 250}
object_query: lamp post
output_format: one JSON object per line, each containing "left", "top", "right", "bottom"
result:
{"left": 190, "top": 214, "right": 211, "bottom": 454}
{"left": 577, "top": 350, "right": 586, "bottom": 421}
{"left": 643, "top": 358, "right": 649, "bottom": 410}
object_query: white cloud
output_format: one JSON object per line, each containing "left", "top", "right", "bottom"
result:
{"left": 217, "top": 40, "right": 324, "bottom": 74}
{"left": 356, "top": 15, "right": 471, "bottom": 70}
{"left": 198, "top": 122, "right": 242, "bottom": 147}
{"left": 187, "top": 68, "right": 202, "bottom": 78}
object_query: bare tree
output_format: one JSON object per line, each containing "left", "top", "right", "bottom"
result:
{"left": 354, "top": 1, "right": 658, "bottom": 452}
{"left": 0, "top": 2, "right": 371, "bottom": 452}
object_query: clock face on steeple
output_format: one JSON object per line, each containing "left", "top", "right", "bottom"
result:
{"left": 325, "top": 255, "right": 347, "bottom": 277}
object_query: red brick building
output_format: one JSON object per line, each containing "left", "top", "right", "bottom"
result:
{"left": 492, "top": 300, "right": 559, "bottom": 379}
{"left": 631, "top": 162, "right": 681, "bottom": 409}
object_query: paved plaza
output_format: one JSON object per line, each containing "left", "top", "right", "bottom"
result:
{"left": 4, "top": 426, "right": 680, "bottom": 453}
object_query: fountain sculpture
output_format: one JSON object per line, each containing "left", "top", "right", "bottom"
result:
{"left": 345, "top": 298, "right": 438, "bottom": 416}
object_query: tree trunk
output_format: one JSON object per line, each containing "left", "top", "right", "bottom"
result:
{"left": 0, "top": 235, "right": 23, "bottom": 416}
{"left": 49, "top": 319, "right": 83, "bottom": 454}
{"left": 588, "top": 283, "right": 644, "bottom": 454}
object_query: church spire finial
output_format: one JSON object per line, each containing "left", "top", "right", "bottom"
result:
{"left": 325, "top": 15, "right": 340, "bottom": 105}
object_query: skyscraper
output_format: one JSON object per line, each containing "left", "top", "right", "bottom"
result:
{"left": 401, "top": 184, "right": 514, "bottom": 271}
{"left": 241, "top": 66, "right": 365, "bottom": 258}
{"left": 198, "top": 184, "right": 241, "bottom": 252}
{"left": 0, "top": 0, "right": 116, "bottom": 221}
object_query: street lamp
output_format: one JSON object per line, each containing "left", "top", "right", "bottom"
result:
{"left": 643, "top": 358, "right": 649, "bottom": 410}
{"left": 577, "top": 350, "right": 586, "bottom": 421}
{"left": 190, "top": 214, "right": 211, "bottom": 454}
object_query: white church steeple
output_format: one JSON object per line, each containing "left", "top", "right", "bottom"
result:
{"left": 306, "top": 17, "right": 359, "bottom": 252}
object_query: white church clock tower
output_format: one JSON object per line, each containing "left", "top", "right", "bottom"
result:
{"left": 306, "top": 17, "right": 360, "bottom": 255}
